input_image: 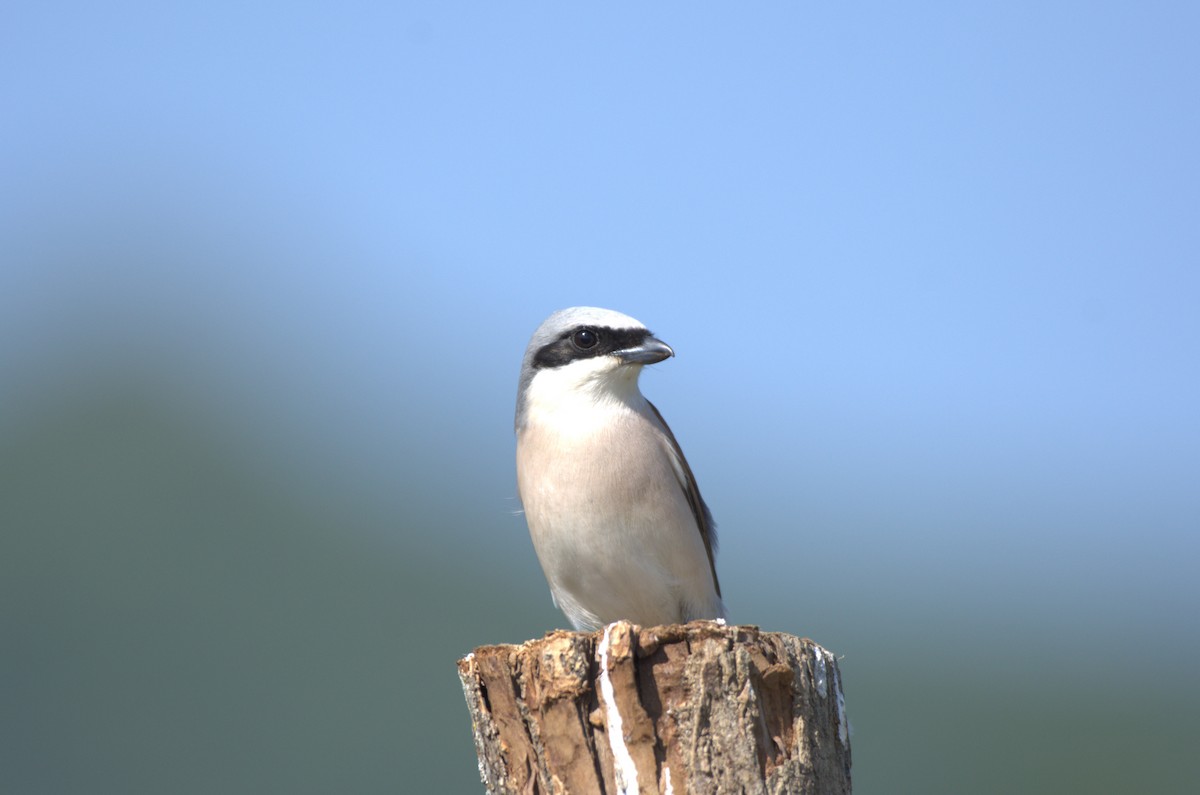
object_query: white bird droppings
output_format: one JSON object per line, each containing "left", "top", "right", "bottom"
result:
{"left": 812, "top": 644, "right": 829, "bottom": 698}
{"left": 811, "top": 642, "right": 850, "bottom": 746}
{"left": 598, "top": 623, "right": 640, "bottom": 795}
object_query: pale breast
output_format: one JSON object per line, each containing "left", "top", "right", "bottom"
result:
{"left": 517, "top": 403, "right": 717, "bottom": 626}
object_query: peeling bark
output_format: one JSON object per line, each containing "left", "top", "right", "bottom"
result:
{"left": 458, "top": 621, "right": 851, "bottom": 794}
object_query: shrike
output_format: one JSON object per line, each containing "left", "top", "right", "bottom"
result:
{"left": 515, "top": 307, "right": 725, "bottom": 631}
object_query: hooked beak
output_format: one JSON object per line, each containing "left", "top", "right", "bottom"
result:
{"left": 615, "top": 335, "right": 674, "bottom": 365}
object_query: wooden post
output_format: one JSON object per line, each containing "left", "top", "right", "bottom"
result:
{"left": 457, "top": 621, "right": 851, "bottom": 794}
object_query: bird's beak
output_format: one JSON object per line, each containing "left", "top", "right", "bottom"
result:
{"left": 615, "top": 336, "right": 675, "bottom": 365}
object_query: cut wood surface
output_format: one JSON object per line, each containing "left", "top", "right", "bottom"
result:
{"left": 458, "top": 621, "right": 851, "bottom": 795}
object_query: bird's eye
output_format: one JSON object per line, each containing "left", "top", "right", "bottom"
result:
{"left": 572, "top": 329, "right": 599, "bottom": 349}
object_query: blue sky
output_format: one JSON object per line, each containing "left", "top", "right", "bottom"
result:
{"left": 5, "top": 0, "right": 1198, "bottom": 612}
{"left": 2, "top": 3, "right": 1199, "bottom": 788}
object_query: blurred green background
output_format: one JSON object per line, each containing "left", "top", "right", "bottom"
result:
{"left": 3, "top": 3, "right": 1199, "bottom": 793}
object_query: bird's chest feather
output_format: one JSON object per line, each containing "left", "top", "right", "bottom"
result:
{"left": 517, "top": 403, "right": 671, "bottom": 523}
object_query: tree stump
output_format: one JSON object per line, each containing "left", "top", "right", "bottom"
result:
{"left": 457, "top": 621, "right": 851, "bottom": 794}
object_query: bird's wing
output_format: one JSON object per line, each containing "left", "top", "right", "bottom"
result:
{"left": 645, "top": 400, "right": 721, "bottom": 597}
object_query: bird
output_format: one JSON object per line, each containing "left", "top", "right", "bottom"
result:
{"left": 515, "top": 306, "right": 725, "bottom": 631}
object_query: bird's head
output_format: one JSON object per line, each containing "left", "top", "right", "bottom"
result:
{"left": 516, "top": 307, "right": 674, "bottom": 430}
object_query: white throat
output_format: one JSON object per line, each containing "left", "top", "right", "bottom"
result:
{"left": 521, "top": 357, "right": 647, "bottom": 434}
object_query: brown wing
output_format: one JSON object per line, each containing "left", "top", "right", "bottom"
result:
{"left": 646, "top": 401, "right": 721, "bottom": 597}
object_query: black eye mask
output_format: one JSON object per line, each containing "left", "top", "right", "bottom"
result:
{"left": 532, "top": 326, "right": 651, "bottom": 369}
